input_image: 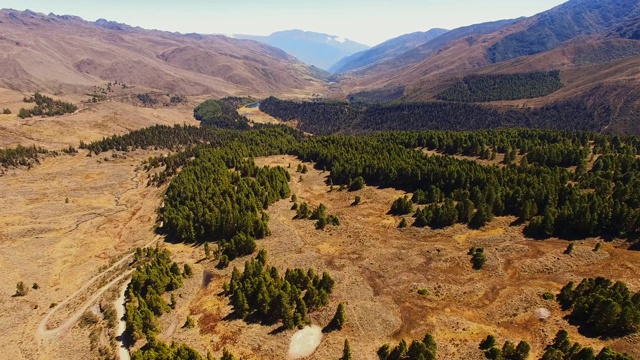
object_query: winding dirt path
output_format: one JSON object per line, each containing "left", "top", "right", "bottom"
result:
{"left": 36, "top": 236, "right": 160, "bottom": 340}
{"left": 115, "top": 281, "right": 131, "bottom": 360}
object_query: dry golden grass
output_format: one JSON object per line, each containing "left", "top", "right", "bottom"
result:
{"left": 0, "top": 89, "right": 200, "bottom": 150}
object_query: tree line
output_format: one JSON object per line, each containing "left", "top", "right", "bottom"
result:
{"left": 540, "top": 329, "right": 632, "bottom": 360}
{"left": 436, "top": 70, "right": 563, "bottom": 102}
{"left": 295, "top": 132, "right": 640, "bottom": 239}
{"left": 377, "top": 333, "right": 437, "bottom": 360}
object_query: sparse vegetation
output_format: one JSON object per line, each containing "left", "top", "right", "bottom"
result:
{"left": 378, "top": 333, "right": 437, "bottom": 360}
{"left": 15, "top": 281, "right": 29, "bottom": 296}
{"left": 137, "top": 93, "right": 157, "bottom": 106}
{"left": 469, "top": 247, "right": 487, "bottom": 270}
{"left": 18, "top": 93, "right": 77, "bottom": 118}
{"left": 541, "top": 330, "right": 633, "bottom": 359}
{"left": 0, "top": 144, "right": 49, "bottom": 168}
{"left": 479, "top": 335, "right": 530, "bottom": 360}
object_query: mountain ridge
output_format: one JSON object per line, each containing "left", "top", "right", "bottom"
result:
{"left": 0, "top": 9, "right": 327, "bottom": 96}
{"left": 234, "top": 29, "right": 369, "bottom": 71}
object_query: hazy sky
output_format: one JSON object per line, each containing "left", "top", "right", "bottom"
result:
{"left": 3, "top": 0, "right": 567, "bottom": 46}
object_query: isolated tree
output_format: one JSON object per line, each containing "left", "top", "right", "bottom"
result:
{"left": 340, "top": 339, "right": 352, "bottom": 360}
{"left": 328, "top": 303, "right": 347, "bottom": 331}
{"left": 513, "top": 341, "right": 531, "bottom": 360}
{"left": 184, "top": 316, "right": 195, "bottom": 329}
{"left": 204, "top": 242, "right": 211, "bottom": 259}
{"left": 564, "top": 243, "right": 574, "bottom": 255}
{"left": 217, "top": 255, "right": 230, "bottom": 269}
{"left": 15, "top": 282, "right": 29, "bottom": 296}
{"left": 479, "top": 335, "right": 496, "bottom": 350}
{"left": 399, "top": 218, "right": 408, "bottom": 228}
{"left": 594, "top": 242, "right": 602, "bottom": 252}
{"left": 352, "top": 196, "right": 361, "bottom": 206}
{"left": 170, "top": 293, "right": 177, "bottom": 309}
{"left": 471, "top": 248, "right": 487, "bottom": 270}
{"left": 183, "top": 263, "right": 194, "bottom": 277}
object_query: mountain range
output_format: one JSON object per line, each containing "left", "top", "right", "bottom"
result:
{"left": 234, "top": 30, "right": 369, "bottom": 71}
{"left": 0, "top": 9, "right": 327, "bottom": 96}
{"left": 3, "top": 0, "right": 640, "bottom": 133}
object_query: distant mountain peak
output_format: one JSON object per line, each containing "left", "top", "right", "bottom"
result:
{"left": 234, "top": 30, "right": 369, "bottom": 71}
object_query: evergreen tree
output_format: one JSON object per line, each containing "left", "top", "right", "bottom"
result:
{"left": 340, "top": 339, "right": 352, "bottom": 360}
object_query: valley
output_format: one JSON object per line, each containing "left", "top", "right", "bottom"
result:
{"left": 2, "top": 1, "right": 640, "bottom": 359}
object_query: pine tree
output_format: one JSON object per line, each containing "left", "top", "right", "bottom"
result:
{"left": 340, "top": 339, "right": 352, "bottom": 360}
{"left": 479, "top": 334, "right": 496, "bottom": 350}
{"left": 328, "top": 303, "right": 347, "bottom": 331}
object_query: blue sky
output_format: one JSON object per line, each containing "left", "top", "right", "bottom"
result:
{"left": 3, "top": 0, "right": 567, "bottom": 46}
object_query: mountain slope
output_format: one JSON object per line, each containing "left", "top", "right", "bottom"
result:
{"left": 329, "top": 28, "right": 448, "bottom": 74}
{"left": 235, "top": 30, "right": 369, "bottom": 71}
{"left": 335, "top": 0, "right": 640, "bottom": 111}
{"left": 0, "top": 10, "right": 327, "bottom": 96}
{"left": 487, "top": 0, "right": 640, "bottom": 63}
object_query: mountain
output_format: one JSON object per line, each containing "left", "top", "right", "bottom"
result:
{"left": 335, "top": 0, "right": 640, "bottom": 106}
{"left": 234, "top": 30, "right": 369, "bottom": 71}
{"left": 487, "top": 0, "right": 640, "bottom": 63}
{"left": 0, "top": 10, "right": 327, "bottom": 96}
{"left": 334, "top": 18, "right": 521, "bottom": 88}
{"left": 329, "top": 28, "right": 449, "bottom": 74}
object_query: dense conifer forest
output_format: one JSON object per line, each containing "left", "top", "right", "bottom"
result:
{"left": 193, "top": 97, "right": 253, "bottom": 129}
{"left": 558, "top": 277, "right": 640, "bottom": 337}
{"left": 85, "top": 124, "right": 640, "bottom": 241}
{"left": 259, "top": 97, "right": 611, "bottom": 135}
{"left": 436, "top": 71, "right": 564, "bottom": 102}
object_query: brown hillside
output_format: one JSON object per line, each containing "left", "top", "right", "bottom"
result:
{"left": 0, "top": 10, "right": 327, "bottom": 97}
